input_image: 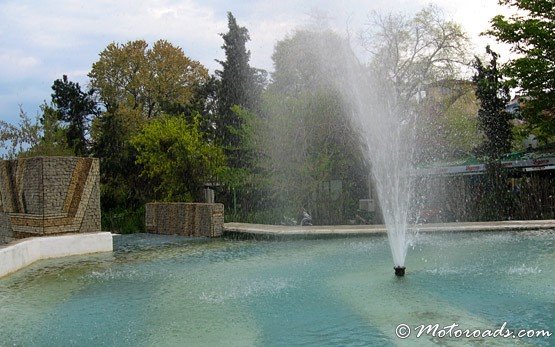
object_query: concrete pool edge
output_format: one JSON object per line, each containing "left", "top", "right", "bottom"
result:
{"left": 223, "top": 220, "right": 555, "bottom": 239}
{"left": 0, "top": 232, "right": 113, "bottom": 278}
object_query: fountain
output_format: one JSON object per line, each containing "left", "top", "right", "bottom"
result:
{"left": 0, "top": 29, "right": 553, "bottom": 345}
{"left": 299, "top": 32, "right": 418, "bottom": 275}
{"left": 342, "top": 69, "right": 417, "bottom": 276}
{"left": 1, "top": 232, "right": 553, "bottom": 345}
{"left": 266, "top": 29, "right": 418, "bottom": 275}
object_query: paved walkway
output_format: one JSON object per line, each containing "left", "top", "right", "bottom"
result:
{"left": 224, "top": 220, "right": 555, "bottom": 239}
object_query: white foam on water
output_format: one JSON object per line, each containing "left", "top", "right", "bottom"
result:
{"left": 507, "top": 265, "right": 542, "bottom": 275}
{"left": 199, "top": 277, "right": 294, "bottom": 304}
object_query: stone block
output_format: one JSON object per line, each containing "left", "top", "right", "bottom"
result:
{"left": 0, "top": 156, "right": 101, "bottom": 241}
{"left": 145, "top": 202, "right": 223, "bottom": 237}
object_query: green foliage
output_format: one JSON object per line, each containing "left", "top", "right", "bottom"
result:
{"left": 473, "top": 46, "right": 512, "bottom": 160}
{"left": 0, "top": 106, "right": 73, "bottom": 158}
{"left": 218, "top": 105, "right": 272, "bottom": 219}
{"left": 131, "top": 115, "right": 226, "bottom": 202}
{"left": 415, "top": 81, "right": 484, "bottom": 162}
{"left": 27, "top": 104, "right": 74, "bottom": 157}
{"left": 511, "top": 120, "right": 534, "bottom": 151}
{"left": 212, "top": 14, "right": 269, "bottom": 220}
{"left": 172, "top": 75, "right": 220, "bottom": 136}
{"left": 50, "top": 75, "right": 98, "bottom": 155}
{"left": 1, "top": 76, "right": 95, "bottom": 159}
{"left": 473, "top": 47, "right": 514, "bottom": 221}
{"left": 216, "top": 12, "right": 252, "bottom": 110}
{"left": 444, "top": 93, "right": 483, "bottom": 155}
{"left": 215, "top": 12, "right": 265, "bottom": 153}
{"left": 88, "top": 39, "right": 212, "bottom": 217}
{"left": 263, "top": 30, "right": 369, "bottom": 224}
{"left": 102, "top": 206, "right": 145, "bottom": 234}
{"left": 485, "top": 0, "right": 555, "bottom": 143}
{"left": 0, "top": 107, "right": 41, "bottom": 159}
{"left": 92, "top": 106, "right": 147, "bottom": 211}
{"left": 270, "top": 30, "right": 350, "bottom": 96}
{"left": 89, "top": 39, "right": 209, "bottom": 118}
{"left": 224, "top": 105, "right": 261, "bottom": 174}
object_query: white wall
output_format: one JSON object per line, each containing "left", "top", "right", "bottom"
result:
{"left": 0, "top": 232, "right": 113, "bottom": 278}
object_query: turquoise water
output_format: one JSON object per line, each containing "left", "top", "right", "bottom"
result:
{"left": 0, "top": 231, "right": 553, "bottom": 346}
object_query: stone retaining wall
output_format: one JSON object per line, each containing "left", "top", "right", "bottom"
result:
{"left": 145, "top": 202, "right": 223, "bottom": 237}
{"left": 0, "top": 157, "right": 101, "bottom": 243}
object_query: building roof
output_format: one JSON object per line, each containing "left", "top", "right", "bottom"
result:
{"left": 417, "top": 144, "right": 555, "bottom": 176}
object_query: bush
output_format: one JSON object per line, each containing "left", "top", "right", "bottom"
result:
{"left": 102, "top": 207, "right": 145, "bottom": 234}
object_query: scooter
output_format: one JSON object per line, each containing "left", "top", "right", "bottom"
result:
{"left": 299, "top": 209, "right": 313, "bottom": 226}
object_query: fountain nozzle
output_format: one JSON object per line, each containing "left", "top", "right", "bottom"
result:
{"left": 394, "top": 266, "right": 406, "bottom": 277}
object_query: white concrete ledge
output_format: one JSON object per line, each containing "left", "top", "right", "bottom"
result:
{"left": 0, "top": 232, "right": 113, "bottom": 278}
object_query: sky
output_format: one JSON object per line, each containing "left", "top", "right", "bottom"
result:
{"left": 0, "top": 0, "right": 516, "bottom": 124}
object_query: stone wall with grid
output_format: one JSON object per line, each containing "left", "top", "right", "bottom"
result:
{"left": 0, "top": 157, "right": 101, "bottom": 243}
{"left": 145, "top": 202, "right": 224, "bottom": 237}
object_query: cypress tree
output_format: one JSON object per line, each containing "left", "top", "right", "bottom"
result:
{"left": 215, "top": 12, "right": 261, "bottom": 154}
{"left": 51, "top": 75, "right": 98, "bottom": 156}
{"left": 473, "top": 46, "right": 513, "bottom": 220}
{"left": 473, "top": 46, "right": 512, "bottom": 160}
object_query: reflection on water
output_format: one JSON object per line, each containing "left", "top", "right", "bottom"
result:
{"left": 0, "top": 231, "right": 553, "bottom": 346}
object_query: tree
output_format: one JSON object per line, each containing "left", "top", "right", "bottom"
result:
{"left": 213, "top": 13, "right": 268, "bottom": 220}
{"left": 473, "top": 46, "right": 512, "bottom": 159}
{"left": 0, "top": 106, "right": 72, "bottom": 159}
{"left": 88, "top": 39, "right": 210, "bottom": 212}
{"left": 90, "top": 106, "right": 147, "bottom": 211}
{"left": 415, "top": 80, "right": 483, "bottom": 162}
{"left": 0, "top": 107, "right": 41, "bottom": 159}
{"left": 131, "top": 115, "right": 226, "bottom": 201}
{"left": 216, "top": 105, "right": 272, "bottom": 219}
{"left": 485, "top": 0, "right": 555, "bottom": 143}
{"left": 215, "top": 12, "right": 265, "bottom": 152}
{"left": 360, "top": 5, "right": 471, "bottom": 105}
{"left": 264, "top": 30, "right": 369, "bottom": 223}
{"left": 89, "top": 40, "right": 209, "bottom": 118}
{"left": 271, "top": 30, "right": 348, "bottom": 95}
{"left": 168, "top": 75, "right": 220, "bottom": 137}
{"left": 50, "top": 75, "right": 98, "bottom": 155}
{"left": 473, "top": 46, "right": 513, "bottom": 220}
{"left": 30, "top": 103, "right": 73, "bottom": 157}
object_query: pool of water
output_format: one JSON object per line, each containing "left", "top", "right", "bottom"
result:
{"left": 0, "top": 231, "right": 553, "bottom": 346}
